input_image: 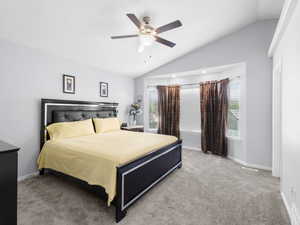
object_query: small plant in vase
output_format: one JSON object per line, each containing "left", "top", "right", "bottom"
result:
{"left": 129, "top": 101, "right": 142, "bottom": 126}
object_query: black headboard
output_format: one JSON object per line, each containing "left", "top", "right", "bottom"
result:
{"left": 40, "top": 99, "right": 118, "bottom": 149}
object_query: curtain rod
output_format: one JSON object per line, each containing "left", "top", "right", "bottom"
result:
{"left": 146, "top": 76, "right": 240, "bottom": 88}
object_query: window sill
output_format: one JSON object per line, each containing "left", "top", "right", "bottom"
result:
{"left": 180, "top": 129, "right": 201, "bottom": 133}
{"left": 147, "top": 128, "right": 241, "bottom": 140}
{"left": 146, "top": 129, "right": 158, "bottom": 133}
{"left": 227, "top": 136, "right": 242, "bottom": 141}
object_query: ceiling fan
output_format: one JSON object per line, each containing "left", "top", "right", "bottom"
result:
{"left": 111, "top": 14, "right": 182, "bottom": 52}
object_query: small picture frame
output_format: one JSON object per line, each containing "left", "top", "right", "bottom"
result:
{"left": 63, "top": 74, "right": 75, "bottom": 94}
{"left": 100, "top": 82, "right": 108, "bottom": 97}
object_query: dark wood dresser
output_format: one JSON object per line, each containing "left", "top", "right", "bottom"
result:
{"left": 0, "top": 140, "right": 20, "bottom": 225}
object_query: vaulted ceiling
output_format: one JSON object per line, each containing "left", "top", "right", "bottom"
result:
{"left": 0, "top": 0, "right": 283, "bottom": 77}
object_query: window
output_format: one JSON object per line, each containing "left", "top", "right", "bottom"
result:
{"left": 148, "top": 87, "right": 201, "bottom": 131}
{"left": 228, "top": 79, "right": 240, "bottom": 137}
{"left": 180, "top": 87, "right": 201, "bottom": 131}
{"left": 148, "top": 88, "right": 158, "bottom": 129}
{"left": 147, "top": 77, "right": 241, "bottom": 137}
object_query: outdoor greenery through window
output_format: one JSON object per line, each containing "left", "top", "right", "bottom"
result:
{"left": 148, "top": 88, "right": 158, "bottom": 129}
{"left": 228, "top": 78, "right": 240, "bottom": 137}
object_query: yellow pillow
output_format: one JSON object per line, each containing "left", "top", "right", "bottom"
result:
{"left": 47, "top": 119, "right": 95, "bottom": 140}
{"left": 93, "top": 118, "right": 120, "bottom": 133}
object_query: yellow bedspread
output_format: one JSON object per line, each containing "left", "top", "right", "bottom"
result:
{"left": 37, "top": 130, "right": 177, "bottom": 205}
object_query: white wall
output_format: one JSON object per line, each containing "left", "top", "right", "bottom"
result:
{"left": 135, "top": 20, "right": 277, "bottom": 169}
{"left": 0, "top": 38, "right": 134, "bottom": 178}
{"left": 272, "top": 0, "right": 300, "bottom": 223}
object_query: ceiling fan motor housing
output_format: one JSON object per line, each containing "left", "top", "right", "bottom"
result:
{"left": 140, "top": 17, "right": 155, "bottom": 35}
{"left": 143, "top": 16, "right": 151, "bottom": 24}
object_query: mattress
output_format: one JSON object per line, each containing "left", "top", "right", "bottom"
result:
{"left": 37, "top": 130, "right": 177, "bottom": 205}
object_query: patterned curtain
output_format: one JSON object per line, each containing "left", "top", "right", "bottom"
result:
{"left": 157, "top": 85, "right": 180, "bottom": 138}
{"left": 200, "top": 78, "right": 229, "bottom": 157}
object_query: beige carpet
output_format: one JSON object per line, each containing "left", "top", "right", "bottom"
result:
{"left": 18, "top": 150, "right": 290, "bottom": 225}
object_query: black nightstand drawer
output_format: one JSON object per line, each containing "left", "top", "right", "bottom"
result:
{"left": 121, "top": 126, "right": 144, "bottom": 132}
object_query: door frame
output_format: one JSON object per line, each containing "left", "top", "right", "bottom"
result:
{"left": 272, "top": 58, "right": 283, "bottom": 177}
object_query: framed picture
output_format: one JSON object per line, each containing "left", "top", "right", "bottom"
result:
{"left": 63, "top": 74, "right": 75, "bottom": 94}
{"left": 100, "top": 82, "right": 108, "bottom": 97}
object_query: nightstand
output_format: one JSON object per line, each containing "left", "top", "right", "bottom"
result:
{"left": 121, "top": 125, "right": 144, "bottom": 132}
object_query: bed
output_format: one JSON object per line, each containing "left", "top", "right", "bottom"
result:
{"left": 39, "top": 99, "right": 182, "bottom": 222}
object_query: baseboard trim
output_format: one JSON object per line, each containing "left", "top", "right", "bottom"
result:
{"left": 183, "top": 149, "right": 271, "bottom": 171}
{"left": 227, "top": 155, "right": 245, "bottom": 165}
{"left": 183, "top": 146, "right": 201, "bottom": 151}
{"left": 228, "top": 156, "right": 272, "bottom": 171}
{"left": 281, "top": 192, "right": 293, "bottom": 222}
{"left": 18, "top": 171, "right": 39, "bottom": 182}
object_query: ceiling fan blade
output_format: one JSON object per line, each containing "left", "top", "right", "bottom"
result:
{"left": 111, "top": 34, "right": 139, "bottom": 39}
{"left": 126, "top": 14, "right": 141, "bottom": 28}
{"left": 155, "top": 36, "right": 176, "bottom": 48}
{"left": 155, "top": 20, "right": 182, "bottom": 34}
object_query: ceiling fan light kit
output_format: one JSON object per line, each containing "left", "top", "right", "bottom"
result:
{"left": 139, "top": 34, "right": 154, "bottom": 46}
{"left": 111, "top": 13, "right": 182, "bottom": 52}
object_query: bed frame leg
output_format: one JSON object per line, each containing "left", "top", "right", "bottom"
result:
{"left": 39, "top": 169, "right": 45, "bottom": 175}
{"left": 178, "top": 163, "right": 182, "bottom": 169}
{"left": 115, "top": 207, "right": 127, "bottom": 223}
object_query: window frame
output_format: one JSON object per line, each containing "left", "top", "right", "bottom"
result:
{"left": 144, "top": 86, "right": 158, "bottom": 132}
{"left": 148, "top": 87, "right": 159, "bottom": 131}
{"left": 227, "top": 78, "right": 241, "bottom": 138}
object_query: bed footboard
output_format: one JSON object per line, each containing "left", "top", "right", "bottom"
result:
{"left": 115, "top": 140, "right": 182, "bottom": 222}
